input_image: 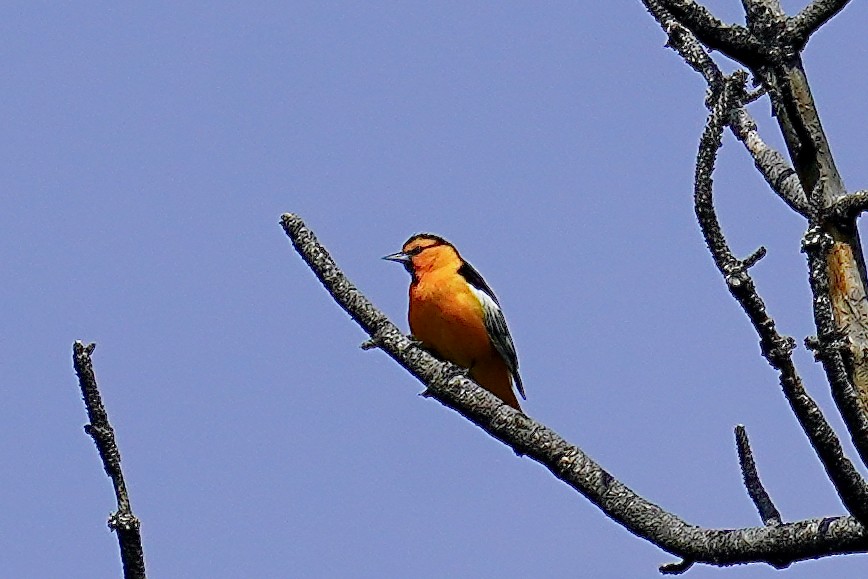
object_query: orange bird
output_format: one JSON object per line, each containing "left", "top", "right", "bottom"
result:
{"left": 384, "top": 234, "right": 525, "bottom": 411}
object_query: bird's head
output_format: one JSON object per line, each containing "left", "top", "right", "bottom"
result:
{"left": 383, "top": 233, "right": 459, "bottom": 276}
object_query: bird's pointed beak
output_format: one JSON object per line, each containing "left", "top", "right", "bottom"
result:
{"left": 382, "top": 251, "right": 412, "bottom": 265}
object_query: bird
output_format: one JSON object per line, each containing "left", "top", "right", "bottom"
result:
{"left": 384, "top": 234, "right": 525, "bottom": 411}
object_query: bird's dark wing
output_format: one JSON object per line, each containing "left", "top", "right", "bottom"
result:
{"left": 458, "top": 262, "right": 526, "bottom": 400}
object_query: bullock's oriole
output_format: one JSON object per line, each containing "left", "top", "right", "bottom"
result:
{"left": 384, "top": 234, "right": 525, "bottom": 411}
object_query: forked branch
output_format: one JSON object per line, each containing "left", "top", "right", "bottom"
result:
{"left": 643, "top": 0, "right": 810, "bottom": 217}
{"left": 693, "top": 74, "right": 868, "bottom": 525}
{"left": 648, "top": 0, "right": 868, "bottom": 470}
{"left": 655, "top": 0, "right": 761, "bottom": 63}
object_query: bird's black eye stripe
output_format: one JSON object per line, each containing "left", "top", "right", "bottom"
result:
{"left": 407, "top": 246, "right": 424, "bottom": 256}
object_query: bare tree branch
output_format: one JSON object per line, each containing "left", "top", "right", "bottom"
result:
{"left": 735, "top": 425, "right": 782, "bottom": 526}
{"left": 73, "top": 341, "right": 146, "bottom": 579}
{"left": 694, "top": 74, "right": 868, "bottom": 525}
{"left": 647, "top": 0, "right": 868, "bottom": 502}
{"left": 789, "top": 0, "right": 853, "bottom": 48}
{"left": 828, "top": 191, "right": 868, "bottom": 221}
{"left": 728, "top": 108, "right": 810, "bottom": 216}
{"left": 643, "top": 0, "right": 810, "bottom": 217}
{"left": 656, "top": 0, "right": 763, "bottom": 64}
{"left": 643, "top": 0, "right": 722, "bottom": 85}
{"left": 281, "top": 213, "right": 868, "bottom": 569}
{"left": 659, "top": 558, "right": 694, "bottom": 575}
{"left": 724, "top": 3, "right": 868, "bottom": 456}
{"left": 801, "top": 226, "right": 868, "bottom": 471}
{"left": 740, "top": 0, "right": 784, "bottom": 29}
{"left": 655, "top": 1, "right": 868, "bottom": 427}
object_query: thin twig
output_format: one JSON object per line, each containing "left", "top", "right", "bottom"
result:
{"left": 694, "top": 75, "right": 868, "bottom": 525}
{"left": 73, "top": 341, "right": 146, "bottom": 579}
{"left": 660, "top": 558, "right": 695, "bottom": 575}
{"left": 281, "top": 213, "right": 868, "bottom": 568}
{"left": 789, "top": 0, "right": 853, "bottom": 48}
{"left": 735, "top": 425, "right": 782, "bottom": 525}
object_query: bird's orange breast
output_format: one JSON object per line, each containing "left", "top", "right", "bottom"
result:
{"left": 408, "top": 271, "right": 493, "bottom": 369}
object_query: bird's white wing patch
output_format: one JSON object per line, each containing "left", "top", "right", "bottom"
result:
{"left": 469, "top": 284, "right": 500, "bottom": 317}
{"left": 468, "top": 284, "right": 526, "bottom": 400}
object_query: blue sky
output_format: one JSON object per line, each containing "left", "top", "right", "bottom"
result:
{"left": 2, "top": 1, "right": 868, "bottom": 577}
